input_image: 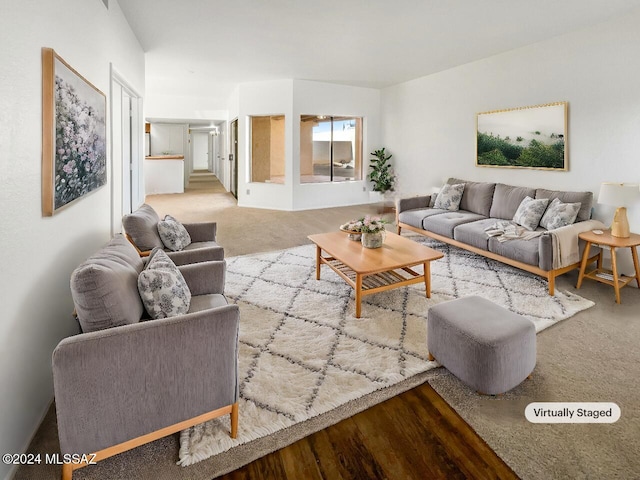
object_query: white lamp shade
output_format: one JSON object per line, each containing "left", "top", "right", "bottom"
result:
{"left": 598, "top": 182, "right": 640, "bottom": 207}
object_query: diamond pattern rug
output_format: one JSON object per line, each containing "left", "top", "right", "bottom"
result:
{"left": 178, "top": 236, "right": 594, "bottom": 467}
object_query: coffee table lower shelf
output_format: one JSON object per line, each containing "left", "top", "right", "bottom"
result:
{"left": 320, "top": 256, "right": 430, "bottom": 318}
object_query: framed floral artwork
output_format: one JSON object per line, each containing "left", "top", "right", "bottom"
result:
{"left": 476, "top": 101, "right": 568, "bottom": 171}
{"left": 42, "top": 48, "right": 106, "bottom": 216}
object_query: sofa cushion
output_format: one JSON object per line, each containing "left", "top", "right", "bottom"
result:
{"left": 70, "top": 234, "right": 145, "bottom": 333}
{"left": 488, "top": 235, "right": 541, "bottom": 267}
{"left": 398, "top": 208, "right": 447, "bottom": 230}
{"left": 489, "top": 184, "right": 537, "bottom": 220}
{"left": 539, "top": 197, "right": 581, "bottom": 230}
{"left": 453, "top": 218, "right": 500, "bottom": 250}
{"left": 535, "top": 188, "right": 592, "bottom": 222}
{"left": 158, "top": 215, "right": 192, "bottom": 251}
{"left": 188, "top": 294, "right": 229, "bottom": 313}
{"left": 122, "top": 203, "right": 164, "bottom": 251}
{"left": 422, "top": 211, "right": 486, "bottom": 238}
{"left": 512, "top": 196, "right": 549, "bottom": 231}
{"left": 433, "top": 183, "right": 465, "bottom": 211}
{"left": 138, "top": 249, "right": 191, "bottom": 319}
{"left": 448, "top": 178, "right": 497, "bottom": 217}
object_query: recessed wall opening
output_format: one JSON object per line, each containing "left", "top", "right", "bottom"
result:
{"left": 300, "top": 115, "right": 362, "bottom": 184}
{"left": 250, "top": 115, "right": 285, "bottom": 183}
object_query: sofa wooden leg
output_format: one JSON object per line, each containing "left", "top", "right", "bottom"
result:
{"left": 548, "top": 274, "right": 555, "bottom": 296}
{"left": 428, "top": 352, "right": 435, "bottom": 361}
{"left": 61, "top": 462, "right": 74, "bottom": 480}
{"left": 397, "top": 225, "right": 402, "bottom": 235}
{"left": 230, "top": 402, "right": 239, "bottom": 438}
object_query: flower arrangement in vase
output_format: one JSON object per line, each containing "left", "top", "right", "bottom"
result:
{"left": 341, "top": 216, "right": 388, "bottom": 247}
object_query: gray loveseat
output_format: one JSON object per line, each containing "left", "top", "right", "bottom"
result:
{"left": 397, "top": 178, "right": 602, "bottom": 294}
{"left": 53, "top": 234, "right": 239, "bottom": 479}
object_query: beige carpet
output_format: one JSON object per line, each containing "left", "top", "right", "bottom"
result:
{"left": 14, "top": 176, "right": 640, "bottom": 480}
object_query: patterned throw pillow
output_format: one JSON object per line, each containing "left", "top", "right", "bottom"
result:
{"left": 540, "top": 198, "right": 581, "bottom": 230}
{"left": 433, "top": 183, "right": 465, "bottom": 211}
{"left": 512, "top": 196, "right": 549, "bottom": 231}
{"left": 138, "top": 249, "right": 191, "bottom": 319}
{"left": 157, "top": 215, "right": 191, "bottom": 251}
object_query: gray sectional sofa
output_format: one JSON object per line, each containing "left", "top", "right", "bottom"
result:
{"left": 396, "top": 178, "right": 603, "bottom": 294}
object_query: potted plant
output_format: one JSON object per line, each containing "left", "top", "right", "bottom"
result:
{"left": 368, "top": 148, "right": 396, "bottom": 196}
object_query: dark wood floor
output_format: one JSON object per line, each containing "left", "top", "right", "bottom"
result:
{"left": 221, "top": 382, "right": 519, "bottom": 480}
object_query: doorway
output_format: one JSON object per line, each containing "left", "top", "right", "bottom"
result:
{"left": 110, "top": 66, "right": 142, "bottom": 236}
{"left": 230, "top": 119, "right": 238, "bottom": 198}
{"left": 191, "top": 131, "right": 210, "bottom": 171}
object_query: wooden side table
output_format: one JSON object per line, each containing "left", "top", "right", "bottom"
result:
{"left": 576, "top": 229, "right": 640, "bottom": 303}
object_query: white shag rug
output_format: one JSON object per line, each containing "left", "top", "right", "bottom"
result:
{"left": 178, "top": 237, "right": 594, "bottom": 466}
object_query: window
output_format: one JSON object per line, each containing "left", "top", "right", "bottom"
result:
{"left": 250, "top": 115, "right": 285, "bottom": 183}
{"left": 300, "top": 115, "right": 362, "bottom": 183}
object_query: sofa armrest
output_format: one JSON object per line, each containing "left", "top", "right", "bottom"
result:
{"left": 396, "top": 195, "right": 431, "bottom": 214}
{"left": 179, "top": 260, "right": 226, "bottom": 295}
{"left": 183, "top": 222, "right": 217, "bottom": 242}
{"left": 52, "top": 304, "right": 240, "bottom": 456}
{"left": 167, "top": 246, "right": 225, "bottom": 265}
{"left": 539, "top": 220, "right": 606, "bottom": 270}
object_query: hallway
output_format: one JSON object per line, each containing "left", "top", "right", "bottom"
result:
{"left": 144, "top": 174, "right": 385, "bottom": 257}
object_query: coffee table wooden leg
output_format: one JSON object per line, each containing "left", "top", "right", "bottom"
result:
{"left": 315, "top": 246, "right": 321, "bottom": 280}
{"left": 611, "top": 247, "right": 621, "bottom": 304}
{"left": 423, "top": 261, "right": 431, "bottom": 298}
{"left": 355, "top": 274, "right": 363, "bottom": 318}
{"left": 576, "top": 240, "right": 592, "bottom": 289}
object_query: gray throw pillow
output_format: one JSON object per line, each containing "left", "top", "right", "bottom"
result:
{"left": 433, "top": 183, "right": 465, "bottom": 211}
{"left": 122, "top": 203, "right": 164, "bottom": 251}
{"left": 512, "top": 196, "right": 549, "bottom": 231}
{"left": 157, "top": 215, "right": 191, "bottom": 251}
{"left": 71, "top": 234, "right": 144, "bottom": 332}
{"left": 138, "top": 249, "right": 191, "bottom": 319}
{"left": 540, "top": 197, "right": 581, "bottom": 230}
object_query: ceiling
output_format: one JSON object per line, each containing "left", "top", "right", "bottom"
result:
{"left": 119, "top": 0, "right": 640, "bottom": 106}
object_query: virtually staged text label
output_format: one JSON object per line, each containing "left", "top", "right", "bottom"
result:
{"left": 525, "top": 402, "right": 620, "bottom": 423}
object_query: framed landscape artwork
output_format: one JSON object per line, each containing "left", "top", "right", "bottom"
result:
{"left": 42, "top": 48, "right": 107, "bottom": 216}
{"left": 476, "top": 101, "right": 568, "bottom": 171}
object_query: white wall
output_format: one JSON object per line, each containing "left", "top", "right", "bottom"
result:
{"left": 292, "top": 80, "right": 381, "bottom": 211}
{"left": 382, "top": 9, "right": 640, "bottom": 273}
{"left": 236, "top": 79, "right": 381, "bottom": 211}
{"left": 237, "top": 80, "right": 294, "bottom": 210}
{"left": 145, "top": 93, "right": 228, "bottom": 121}
{"left": 0, "top": 1, "right": 144, "bottom": 479}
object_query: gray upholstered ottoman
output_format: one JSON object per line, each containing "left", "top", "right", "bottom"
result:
{"left": 427, "top": 295, "right": 536, "bottom": 395}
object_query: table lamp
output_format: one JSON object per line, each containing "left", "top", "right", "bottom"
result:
{"left": 598, "top": 182, "right": 640, "bottom": 238}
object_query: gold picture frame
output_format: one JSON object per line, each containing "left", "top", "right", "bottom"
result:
{"left": 42, "top": 48, "right": 107, "bottom": 216}
{"left": 476, "top": 101, "right": 568, "bottom": 171}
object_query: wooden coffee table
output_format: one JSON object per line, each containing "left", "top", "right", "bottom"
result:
{"left": 308, "top": 231, "right": 444, "bottom": 318}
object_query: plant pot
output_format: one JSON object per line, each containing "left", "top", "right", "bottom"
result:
{"left": 361, "top": 231, "right": 385, "bottom": 249}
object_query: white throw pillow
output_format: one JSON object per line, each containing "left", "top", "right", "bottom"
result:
{"left": 433, "top": 183, "right": 465, "bottom": 211}
{"left": 138, "top": 249, "right": 191, "bottom": 319}
{"left": 540, "top": 198, "right": 581, "bottom": 230}
{"left": 512, "top": 196, "right": 549, "bottom": 231}
{"left": 157, "top": 214, "right": 191, "bottom": 251}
